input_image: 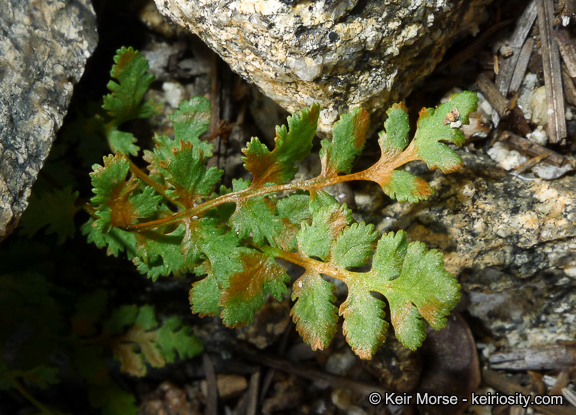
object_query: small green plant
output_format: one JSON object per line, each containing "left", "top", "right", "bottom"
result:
{"left": 25, "top": 47, "right": 478, "bottom": 360}
{"left": 0, "top": 273, "right": 202, "bottom": 415}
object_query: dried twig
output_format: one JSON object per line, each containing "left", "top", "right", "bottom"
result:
{"left": 207, "top": 53, "right": 221, "bottom": 170}
{"left": 500, "top": 131, "right": 568, "bottom": 167}
{"left": 550, "top": 370, "right": 571, "bottom": 396}
{"left": 203, "top": 353, "right": 219, "bottom": 415}
{"left": 509, "top": 1, "right": 538, "bottom": 50}
{"left": 496, "top": 0, "right": 538, "bottom": 96}
{"left": 509, "top": 38, "right": 535, "bottom": 94}
{"left": 563, "top": 388, "right": 576, "bottom": 408}
{"left": 477, "top": 72, "right": 511, "bottom": 118}
{"left": 514, "top": 153, "right": 550, "bottom": 174}
{"left": 562, "top": 64, "right": 576, "bottom": 106}
{"left": 483, "top": 369, "right": 576, "bottom": 415}
{"left": 246, "top": 370, "right": 260, "bottom": 415}
{"left": 537, "top": 0, "right": 568, "bottom": 144}
{"left": 489, "top": 344, "right": 576, "bottom": 370}
{"left": 238, "top": 344, "right": 390, "bottom": 397}
{"left": 509, "top": 107, "right": 533, "bottom": 137}
{"left": 553, "top": 28, "right": 576, "bottom": 77}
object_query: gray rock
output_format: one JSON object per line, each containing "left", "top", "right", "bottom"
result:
{"left": 154, "top": 0, "right": 491, "bottom": 134}
{"left": 359, "top": 152, "right": 576, "bottom": 349}
{"left": 0, "top": 0, "right": 98, "bottom": 240}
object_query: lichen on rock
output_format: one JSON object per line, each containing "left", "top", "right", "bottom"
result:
{"left": 0, "top": 0, "right": 98, "bottom": 239}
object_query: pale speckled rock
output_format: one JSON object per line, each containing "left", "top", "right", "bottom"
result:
{"left": 360, "top": 152, "right": 576, "bottom": 349}
{"left": 0, "top": 0, "right": 97, "bottom": 240}
{"left": 154, "top": 0, "right": 491, "bottom": 134}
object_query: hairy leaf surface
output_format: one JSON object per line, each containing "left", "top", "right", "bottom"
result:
{"left": 86, "top": 154, "right": 161, "bottom": 260}
{"left": 108, "top": 129, "right": 140, "bottom": 157}
{"left": 103, "top": 46, "right": 158, "bottom": 124}
{"left": 231, "top": 197, "right": 283, "bottom": 246}
{"left": 276, "top": 193, "right": 311, "bottom": 225}
{"left": 133, "top": 226, "right": 187, "bottom": 281}
{"left": 101, "top": 47, "right": 161, "bottom": 157}
{"left": 320, "top": 107, "right": 369, "bottom": 176}
{"left": 379, "top": 103, "right": 410, "bottom": 153}
{"left": 331, "top": 222, "right": 378, "bottom": 269}
{"left": 219, "top": 252, "right": 289, "bottom": 327}
{"left": 291, "top": 271, "right": 338, "bottom": 350}
{"left": 369, "top": 232, "right": 461, "bottom": 350}
{"left": 297, "top": 205, "right": 348, "bottom": 261}
{"left": 413, "top": 91, "right": 478, "bottom": 173}
{"left": 171, "top": 97, "right": 213, "bottom": 155}
{"left": 90, "top": 154, "right": 137, "bottom": 231}
{"left": 340, "top": 282, "right": 388, "bottom": 359}
{"left": 194, "top": 233, "right": 248, "bottom": 285}
{"left": 381, "top": 170, "right": 433, "bottom": 203}
{"left": 243, "top": 104, "right": 319, "bottom": 186}
{"left": 82, "top": 219, "right": 138, "bottom": 259}
{"left": 190, "top": 274, "right": 221, "bottom": 317}
{"left": 160, "top": 141, "right": 222, "bottom": 207}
